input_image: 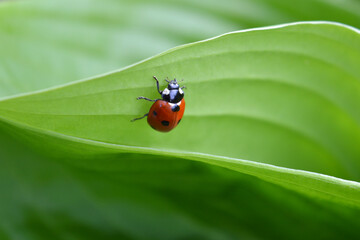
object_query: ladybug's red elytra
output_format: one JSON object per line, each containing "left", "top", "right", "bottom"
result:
{"left": 131, "top": 76, "right": 186, "bottom": 132}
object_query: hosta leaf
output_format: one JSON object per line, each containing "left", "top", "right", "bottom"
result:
{"left": 1, "top": 125, "right": 360, "bottom": 240}
{"left": 0, "top": 21, "right": 360, "bottom": 213}
{"left": 0, "top": 0, "right": 359, "bottom": 97}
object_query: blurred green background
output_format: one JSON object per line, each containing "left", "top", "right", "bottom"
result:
{"left": 0, "top": 0, "right": 360, "bottom": 239}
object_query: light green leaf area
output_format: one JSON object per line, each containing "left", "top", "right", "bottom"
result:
{"left": 0, "top": 0, "right": 359, "bottom": 97}
{"left": 0, "top": 22, "right": 360, "bottom": 240}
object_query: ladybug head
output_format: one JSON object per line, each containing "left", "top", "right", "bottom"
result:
{"left": 167, "top": 79, "right": 180, "bottom": 90}
{"left": 162, "top": 78, "right": 185, "bottom": 103}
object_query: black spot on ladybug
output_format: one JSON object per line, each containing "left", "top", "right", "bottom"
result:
{"left": 153, "top": 111, "right": 157, "bottom": 116}
{"left": 161, "top": 120, "right": 170, "bottom": 126}
{"left": 171, "top": 105, "right": 180, "bottom": 112}
{"left": 177, "top": 119, "right": 181, "bottom": 124}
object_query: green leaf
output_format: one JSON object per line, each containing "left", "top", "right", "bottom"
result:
{"left": 0, "top": 0, "right": 359, "bottom": 97}
{"left": 1, "top": 21, "right": 360, "bottom": 209}
{"left": 1, "top": 126, "right": 360, "bottom": 240}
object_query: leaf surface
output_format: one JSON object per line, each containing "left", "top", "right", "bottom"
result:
{"left": 0, "top": 22, "right": 359, "bottom": 210}
{"left": 0, "top": 0, "right": 359, "bottom": 97}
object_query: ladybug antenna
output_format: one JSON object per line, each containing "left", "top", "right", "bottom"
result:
{"left": 165, "top": 77, "right": 170, "bottom": 83}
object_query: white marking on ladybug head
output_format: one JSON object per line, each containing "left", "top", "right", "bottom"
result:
{"left": 179, "top": 88, "right": 183, "bottom": 94}
{"left": 168, "top": 101, "right": 181, "bottom": 106}
{"left": 162, "top": 88, "right": 170, "bottom": 95}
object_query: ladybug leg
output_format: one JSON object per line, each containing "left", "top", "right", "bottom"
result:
{"left": 136, "top": 96, "right": 160, "bottom": 102}
{"left": 153, "top": 76, "right": 162, "bottom": 95}
{"left": 181, "top": 86, "right": 186, "bottom": 89}
{"left": 131, "top": 113, "right": 148, "bottom": 122}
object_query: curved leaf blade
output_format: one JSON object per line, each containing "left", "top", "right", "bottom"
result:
{"left": 0, "top": 22, "right": 359, "bottom": 208}
{"left": 0, "top": 0, "right": 359, "bottom": 97}
{"left": 1, "top": 125, "right": 360, "bottom": 240}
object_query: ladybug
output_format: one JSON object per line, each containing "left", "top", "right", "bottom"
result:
{"left": 131, "top": 76, "right": 186, "bottom": 132}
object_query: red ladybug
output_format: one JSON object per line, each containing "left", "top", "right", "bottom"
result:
{"left": 132, "top": 76, "right": 186, "bottom": 132}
